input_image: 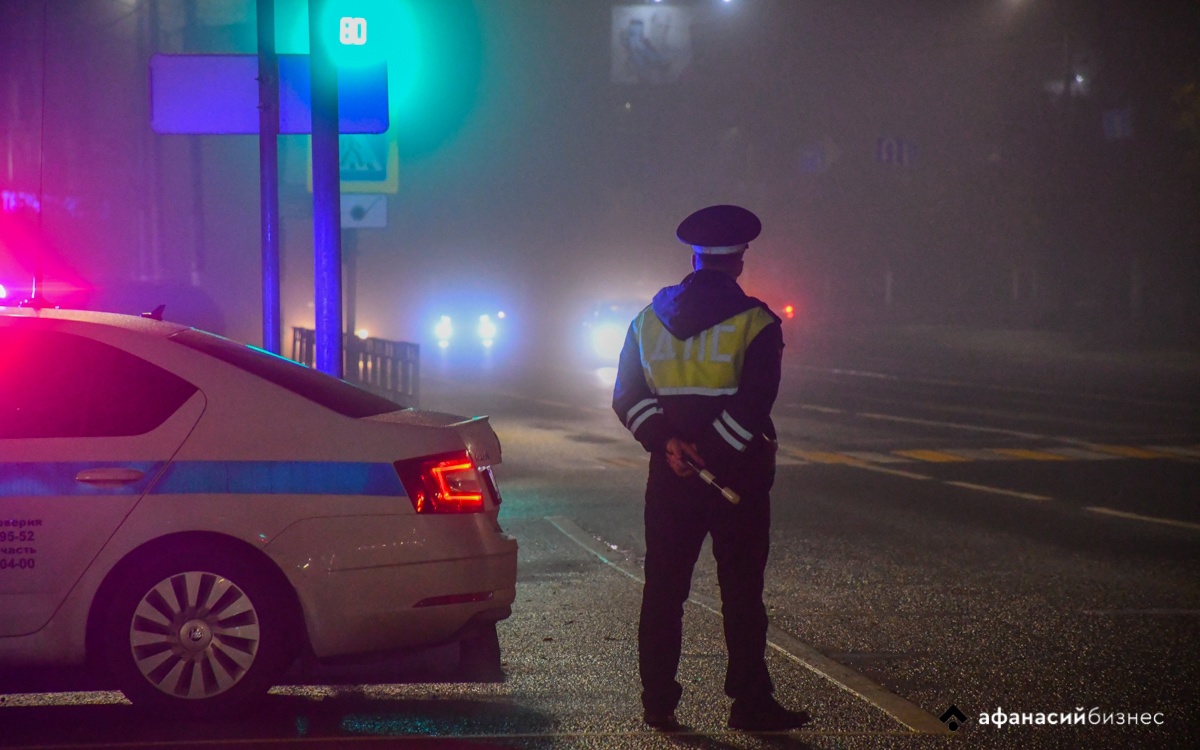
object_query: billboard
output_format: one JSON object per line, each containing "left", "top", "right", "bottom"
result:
{"left": 611, "top": 5, "right": 694, "bottom": 85}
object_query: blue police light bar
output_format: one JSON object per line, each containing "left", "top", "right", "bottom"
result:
{"left": 150, "top": 54, "right": 388, "bottom": 135}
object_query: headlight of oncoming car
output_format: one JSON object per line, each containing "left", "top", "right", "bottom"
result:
{"left": 434, "top": 315, "right": 453, "bottom": 348}
{"left": 477, "top": 314, "right": 497, "bottom": 347}
{"left": 591, "top": 322, "right": 626, "bottom": 361}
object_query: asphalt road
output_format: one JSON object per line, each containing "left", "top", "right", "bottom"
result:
{"left": 2, "top": 333, "right": 1198, "bottom": 749}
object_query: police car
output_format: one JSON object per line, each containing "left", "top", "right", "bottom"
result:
{"left": 0, "top": 308, "right": 517, "bottom": 716}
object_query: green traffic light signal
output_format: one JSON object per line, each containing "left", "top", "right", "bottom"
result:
{"left": 278, "top": 0, "right": 481, "bottom": 155}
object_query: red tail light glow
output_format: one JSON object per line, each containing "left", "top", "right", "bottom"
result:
{"left": 394, "top": 450, "right": 486, "bottom": 513}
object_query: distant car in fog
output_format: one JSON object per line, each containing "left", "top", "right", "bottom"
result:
{"left": 0, "top": 309, "right": 517, "bottom": 716}
{"left": 430, "top": 308, "right": 508, "bottom": 353}
{"left": 582, "top": 300, "right": 646, "bottom": 366}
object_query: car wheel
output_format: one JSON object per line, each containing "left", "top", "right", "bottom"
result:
{"left": 458, "top": 622, "right": 504, "bottom": 683}
{"left": 102, "top": 545, "right": 294, "bottom": 716}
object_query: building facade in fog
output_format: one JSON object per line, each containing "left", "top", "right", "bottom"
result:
{"left": 2, "top": 0, "right": 1197, "bottom": 349}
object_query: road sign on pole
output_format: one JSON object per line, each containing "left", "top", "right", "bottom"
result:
{"left": 341, "top": 195, "right": 387, "bottom": 228}
{"left": 150, "top": 54, "right": 387, "bottom": 135}
{"left": 306, "top": 134, "right": 400, "bottom": 194}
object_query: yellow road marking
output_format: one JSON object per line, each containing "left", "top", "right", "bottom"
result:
{"left": 892, "top": 449, "right": 970, "bottom": 463}
{"left": 790, "top": 450, "right": 865, "bottom": 465}
{"left": 992, "top": 448, "right": 1068, "bottom": 461}
{"left": 1090, "top": 445, "right": 1171, "bottom": 459}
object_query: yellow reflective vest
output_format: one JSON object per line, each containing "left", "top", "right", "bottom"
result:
{"left": 634, "top": 305, "right": 777, "bottom": 397}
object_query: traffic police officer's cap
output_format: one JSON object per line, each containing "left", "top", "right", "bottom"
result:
{"left": 676, "top": 204, "right": 761, "bottom": 255}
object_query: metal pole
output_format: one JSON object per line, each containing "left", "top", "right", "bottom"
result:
{"left": 257, "top": 0, "right": 282, "bottom": 353}
{"left": 184, "top": 0, "right": 206, "bottom": 288}
{"left": 344, "top": 227, "right": 358, "bottom": 338}
{"left": 309, "top": 0, "right": 343, "bottom": 377}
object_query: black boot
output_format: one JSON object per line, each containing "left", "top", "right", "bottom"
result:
{"left": 728, "top": 696, "right": 811, "bottom": 731}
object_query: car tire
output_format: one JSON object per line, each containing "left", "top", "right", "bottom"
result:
{"left": 458, "top": 622, "right": 504, "bottom": 683}
{"left": 101, "top": 543, "right": 295, "bottom": 717}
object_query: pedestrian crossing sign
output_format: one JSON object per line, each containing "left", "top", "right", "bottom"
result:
{"left": 307, "top": 133, "right": 399, "bottom": 194}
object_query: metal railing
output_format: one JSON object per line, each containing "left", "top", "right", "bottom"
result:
{"left": 291, "top": 328, "right": 419, "bottom": 407}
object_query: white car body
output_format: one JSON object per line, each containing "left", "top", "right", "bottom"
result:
{"left": 0, "top": 309, "right": 516, "bottom": 710}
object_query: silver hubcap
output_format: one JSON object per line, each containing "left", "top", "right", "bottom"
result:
{"left": 129, "top": 571, "right": 261, "bottom": 700}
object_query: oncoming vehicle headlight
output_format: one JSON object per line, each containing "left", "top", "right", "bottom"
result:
{"left": 591, "top": 322, "right": 626, "bottom": 361}
{"left": 477, "top": 314, "right": 497, "bottom": 347}
{"left": 434, "top": 315, "right": 453, "bottom": 348}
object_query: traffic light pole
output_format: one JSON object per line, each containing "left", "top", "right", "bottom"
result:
{"left": 257, "top": 0, "right": 282, "bottom": 354}
{"left": 309, "top": 0, "right": 343, "bottom": 377}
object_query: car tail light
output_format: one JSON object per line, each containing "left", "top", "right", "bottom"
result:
{"left": 394, "top": 450, "right": 485, "bottom": 514}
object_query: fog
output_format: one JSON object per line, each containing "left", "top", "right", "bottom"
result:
{"left": 2, "top": 0, "right": 1197, "bottom": 360}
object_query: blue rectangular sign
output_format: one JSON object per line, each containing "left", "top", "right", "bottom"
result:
{"left": 150, "top": 54, "right": 388, "bottom": 135}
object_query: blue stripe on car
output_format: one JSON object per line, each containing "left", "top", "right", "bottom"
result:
{"left": 1, "top": 461, "right": 405, "bottom": 497}
{"left": 151, "top": 461, "right": 406, "bottom": 496}
{"left": 0, "top": 462, "right": 163, "bottom": 496}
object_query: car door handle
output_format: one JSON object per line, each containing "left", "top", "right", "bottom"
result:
{"left": 75, "top": 468, "right": 146, "bottom": 486}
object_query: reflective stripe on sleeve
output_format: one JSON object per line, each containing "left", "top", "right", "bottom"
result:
{"left": 629, "top": 407, "right": 663, "bottom": 436}
{"left": 719, "top": 410, "right": 753, "bottom": 442}
{"left": 713, "top": 418, "right": 747, "bottom": 452}
{"left": 625, "top": 398, "right": 658, "bottom": 427}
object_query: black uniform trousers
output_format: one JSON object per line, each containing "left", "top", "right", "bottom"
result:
{"left": 638, "top": 450, "right": 775, "bottom": 714}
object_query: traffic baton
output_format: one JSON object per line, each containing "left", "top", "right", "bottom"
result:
{"left": 684, "top": 458, "right": 740, "bottom": 505}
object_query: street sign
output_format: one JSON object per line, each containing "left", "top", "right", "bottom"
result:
{"left": 306, "top": 134, "right": 400, "bottom": 194}
{"left": 339, "top": 134, "right": 387, "bottom": 181}
{"left": 876, "top": 137, "right": 917, "bottom": 167}
{"left": 341, "top": 194, "right": 387, "bottom": 228}
{"left": 150, "top": 54, "right": 388, "bottom": 135}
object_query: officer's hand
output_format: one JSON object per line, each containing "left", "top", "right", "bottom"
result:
{"left": 666, "top": 438, "right": 703, "bottom": 478}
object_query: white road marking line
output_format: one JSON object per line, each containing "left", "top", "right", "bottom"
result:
{"left": 792, "top": 364, "right": 1196, "bottom": 410}
{"left": 790, "top": 403, "right": 846, "bottom": 414}
{"left": 782, "top": 445, "right": 1061, "bottom": 501}
{"left": 857, "top": 411, "right": 1060, "bottom": 441}
{"left": 848, "top": 463, "right": 934, "bottom": 481}
{"left": 1084, "top": 507, "right": 1200, "bottom": 533}
{"left": 943, "top": 481, "right": 1052, "bottom": 502}
{"left": 1081, "top": 609, "right": 1200, "bottom": 616}
{"left": 546, "top": 516, "right": 951, "bottom": 735}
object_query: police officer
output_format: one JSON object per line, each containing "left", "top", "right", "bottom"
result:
{"left": 612, "top": 205, "right": 811, "bottom": 732}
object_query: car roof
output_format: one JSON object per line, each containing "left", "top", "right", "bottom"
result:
{"left": 0, "top": 307, "right": 191, "bottom": 337}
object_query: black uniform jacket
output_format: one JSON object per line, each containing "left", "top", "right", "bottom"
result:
{"left": 612, "top": 269, "right": 783, "bottom": 469}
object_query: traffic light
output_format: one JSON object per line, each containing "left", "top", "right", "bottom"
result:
{"left": 277, "top": 0, "right": 481, "bottom": 156}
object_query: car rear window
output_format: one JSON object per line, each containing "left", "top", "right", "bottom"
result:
{"left": 0, "top": 328, "right": 198, "bottom": 439}
{"left": 170, "top": 329, "right": 401, "bottom": 418}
